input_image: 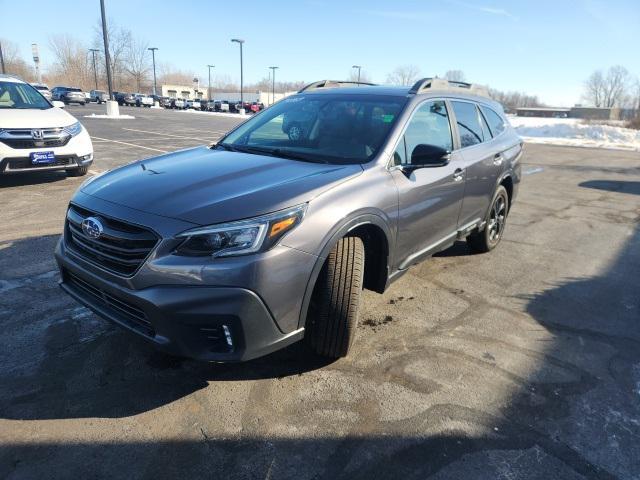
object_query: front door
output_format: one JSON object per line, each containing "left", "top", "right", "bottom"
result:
{"left": 390, "top": 100, "right": 466, "bottom": 270}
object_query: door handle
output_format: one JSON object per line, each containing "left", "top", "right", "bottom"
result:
{"left": 453, "top": 168, "right": 464, "bottom": 182}
{"left": 493, "top": 153, "right": 504, "bottom": 166}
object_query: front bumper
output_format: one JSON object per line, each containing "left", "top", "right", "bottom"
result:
{"left": 55, "top": 240, "right": 305, "bottom": 361}
{"left": 0, "top": 129, "right": 93, "bottom": 174}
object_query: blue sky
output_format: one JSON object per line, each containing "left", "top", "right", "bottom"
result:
{"left": 2, "top": 0, "right": 639, "bottom": 106}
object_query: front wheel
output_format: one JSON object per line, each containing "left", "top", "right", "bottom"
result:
{"left": 67, "top": 165, "right": 89, "bottom": 177}
{"left": 467, "top": 185, "right": 509, "bottom": 253}
{"left": 306, "top": 236, "right": 364, "bottom": 358}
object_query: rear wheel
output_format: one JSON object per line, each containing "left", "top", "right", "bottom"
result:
{"left": 467, "top": 185, "right": 509, "bottom": 253}
{"left": 67, "top": 165, "right": 89, "bottom": 177}
{"left": 307, "top": 236, "right": 364, "bottom": 358}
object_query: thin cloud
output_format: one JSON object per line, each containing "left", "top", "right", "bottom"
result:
{"left": 355, "top": 9, "right": 434, "bottom": 21}
{"left": 448, "top": 1, "right": 518, "bottom": 20}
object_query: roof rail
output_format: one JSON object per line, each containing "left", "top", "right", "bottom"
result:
{"left": 298, "top": 80, "right": 377, "bottom": 93}
{"left": 408, "top": 77, "right": 490, "bottom": 97}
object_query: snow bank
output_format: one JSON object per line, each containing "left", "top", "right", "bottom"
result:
{"left": 83, "top": 114, "right": 135, "bottom": 120}
{"left": 508, "top": 116, "right": 640, "bottom": 151}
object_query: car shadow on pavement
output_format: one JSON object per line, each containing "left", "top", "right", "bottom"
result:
{"left": 1, "top": 225, "right": 639, "bottom": 478}
{"left": 579, "top": 179, "right": 640, "bottom": 196}
{"left": 0, "top": 170, "right": 70, "bottom": 187}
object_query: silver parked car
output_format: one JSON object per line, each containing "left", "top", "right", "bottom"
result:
{"left": 55, "top": 78, "right": 522, "bottom": 361}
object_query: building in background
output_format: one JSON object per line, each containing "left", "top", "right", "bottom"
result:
{"left": 516, "top": 106, "right": 637, "bottom": 120}
{"left": 157, "top": 84, "right": 295, "bottom": 105}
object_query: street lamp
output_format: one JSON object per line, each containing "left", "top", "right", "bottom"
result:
{"left": 231, "top": 39, "right": 245, "bottom": 108}
{"left": 148, "top": 47, "right": 158, "bottom": 97}
{"left": 88, "top": 48, "right": 99, "bottom": 90}
{"left": 352, "top": 65, "right": 362, "bottom": 84}
{"left": 269, "top": 66, "right": 278, "bottom": 105}
{"left": 0, "top": 41, "right": 5, "bottom": 75}
{"left": 99, "top": 0, "right": 114, "bottom": 100}
{"left": 207, "top": 64, "right": 215, "bottom": 101}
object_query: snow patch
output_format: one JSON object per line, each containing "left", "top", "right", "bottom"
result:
{"left": 83, "top": 114, "right": 136, "bottom": 119}
{"left": 178, "top": 109, "right": 247, "bottom": 119}
{"left": 509, "top": 116, "right": 640, "bottom": 151}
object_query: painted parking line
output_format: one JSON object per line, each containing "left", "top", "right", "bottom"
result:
{"left": 121, "top": 127, "right": 223, "bottom": 140}
{"left": 90, "top": 136, "right": 168, "bottom": 153}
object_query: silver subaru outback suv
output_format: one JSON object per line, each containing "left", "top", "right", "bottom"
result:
{"left": 55, "top": 78, "right": 522, "bottom": 361}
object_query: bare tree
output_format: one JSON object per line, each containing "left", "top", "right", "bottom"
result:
{"left": 93, "top": 19, "right": 132, "bottom": 91}
{"left": 0, "top": 39, "right": 34, "bottom": 81}
{"left": 444, "top": 70, "right": 466, "bottom": 82}
{"left": 584, "top": 66, "right": 632, "bottom": 108}
{"left": 603, "top": 65, "right": 631, "bottom": 108}
{"left": 584, "top": 70, "right": 606, "bottom": 107}
{"left": 124, "top": 37, "right": 150, "bottom": 92}
{"left": 386, "top": 65, "right": 421, "bottom": 86}
{"left": 48, "top": 34, "right": 92, "bottom": 89}
{"left": 489, "top": 88, "right": 544, "bottom": 110}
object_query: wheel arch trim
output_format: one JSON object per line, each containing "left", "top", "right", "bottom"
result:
{"left": 296, "top": 212, "right": 394, "bottom": 330}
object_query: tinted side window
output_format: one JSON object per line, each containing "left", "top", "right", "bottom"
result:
{"left": 481, "top": 106, "right": 506, "bottom": 137}
{"left": 451, "top": 101, "right": 483, "bottom": 148}
{"left": 403, "top": 100, "right": 452, "bottom": 164}
{"left": 478, "top": 107, "right": 493, "bottom": 140}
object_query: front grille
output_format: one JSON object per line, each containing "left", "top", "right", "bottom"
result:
{"left": 65, "top": 204, "right": 159, "bottom": 277}
{"left": 66, "top": 270, "right": 154, "bottom": 337}
{"left": 1, "top": 137, "right": 71, "bottom": 149}
{"left": 5, "top": 156, "right": 76, "bottom": 170}
{"left": 0, "top": 128, "right": 71, "bottom": 149}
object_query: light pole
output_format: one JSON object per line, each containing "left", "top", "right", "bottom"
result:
{"left": 99, "top": 0, "right": 114, "bottom": 99}
{"left": 89, "top": 48, "right": 99, "bottom": 90}
{"left": 31, "top": 44, "right": 41, "bottom": 84}
{"left": 0, "top": 41, "right": 5, "bottom": 74}
{"left": 352, "top": 65, "right": 362, "bottom": 84}
{"left": 269, "top": 66, "right": 278, "bottom": 105}
{"left": 231, "top": 39, "right": 245, "bottom": 108}
{"left": 148, "top": 47, "right": 158, "bottom": 97}
{"left": 207, "top": 64, "right": 215, "bottom": 101}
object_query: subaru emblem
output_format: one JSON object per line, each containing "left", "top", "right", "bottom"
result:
{"left": 81, "top": 217, "right": 103, "bottom": 239}
{"left": 31, "top": 129, "right": 44, "bottom": 140}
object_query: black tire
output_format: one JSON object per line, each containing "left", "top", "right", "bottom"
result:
{"left": 307, "top": 236, "right": 364, "bottom": 358}
{"left": 67, "top": 165, "right": 89, "bottom": 177}
{"left": 467, "top": 185, "right": 509, "bottom": 253}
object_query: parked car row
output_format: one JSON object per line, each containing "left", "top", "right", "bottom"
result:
{"left": 28, "top": 82, "right": 266, "bottom": 114}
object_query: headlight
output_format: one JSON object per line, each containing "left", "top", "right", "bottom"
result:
{"left": 174, "top": 204, "right": 307, "bottom": 257}
{"left": 63, "top": 121, "right": 83, "bottom": 137}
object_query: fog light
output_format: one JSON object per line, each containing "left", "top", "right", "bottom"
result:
{"left": 222, "top": 325, "right": 233, "bottom": 347}
{"left": 81, "top": 153, "right": 93, "bottom": 161}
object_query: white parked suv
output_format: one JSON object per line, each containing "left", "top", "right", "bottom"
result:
{"left": 133, "top": 93, "right": 153, "bottom": 107}
{"left": 0, "top": 75, "right": 93, "bottom": 176}
{"left": 186, "top": 99, "right": 201, "bottom": 110}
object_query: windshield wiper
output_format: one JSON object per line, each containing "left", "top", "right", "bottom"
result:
{"left": 216, "top": 142, "right": 239, "bottom": 152}
{"left": 241, "top": 145, "right": 329, "bottom": 164}
{"left": 216, "top": 142, "right": 329, "bottom": 164}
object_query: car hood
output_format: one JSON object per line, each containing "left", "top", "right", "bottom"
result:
{"left": 0, "top": 106, "right": 75, "bottom": 129}
{"left": 81, "top": 146, "right": 363, "bottom": 225}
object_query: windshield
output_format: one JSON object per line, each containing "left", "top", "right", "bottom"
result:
{"left": 0, "top": 81, "right": 52, "bottom": 109}
{"left": 220, "top": 93, "right": 407, "bottom": 164}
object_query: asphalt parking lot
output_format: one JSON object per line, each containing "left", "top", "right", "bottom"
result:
{"left": 1, "top": 104, "right": 639, "bottom": 479}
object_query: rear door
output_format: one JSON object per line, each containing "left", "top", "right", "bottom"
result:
{"left": 390, "top": 99, "right": 466, "bottom": 270}
{"left": 450, "top": 100, "right": 503, "bottom": 227}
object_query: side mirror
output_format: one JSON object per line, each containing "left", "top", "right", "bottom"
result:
{"left": 52, "top": 100, "right": 65, "bottom": 109}
{"left": 409, "top": 144, "right": 451, "bottom": 168}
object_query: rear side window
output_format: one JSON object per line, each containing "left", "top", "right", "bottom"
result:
{"left": 451, "top": 101, "right": 484, "bottom": 148}
{"left": 481, "top": 106, "right": 506, "bottom": 137}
